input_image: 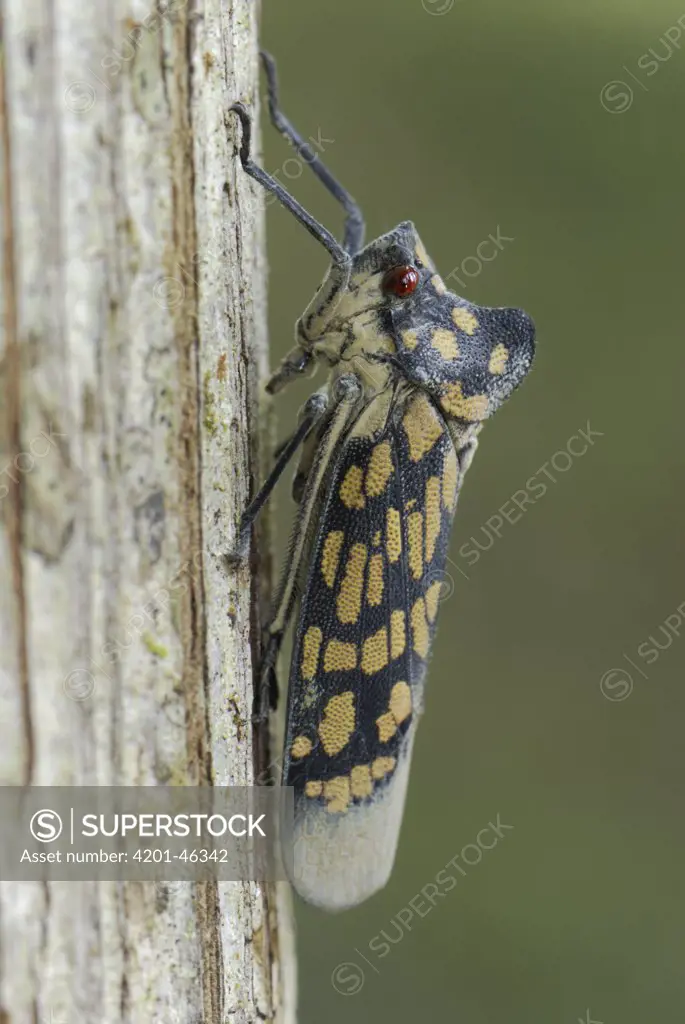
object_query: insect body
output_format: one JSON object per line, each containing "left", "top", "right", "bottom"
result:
{"left": 230, "top": 53, "right": 535, "bottom": 912}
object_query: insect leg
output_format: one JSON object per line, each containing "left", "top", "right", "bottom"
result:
{"left": 255, "top": 373, "right": 362, "bottom": 721}
{"left": 259, "top": 50, "right": 365, "bottom": 256}
{"left": 446, "top": 423, "right": 482, "bottom": 503}
{"left": 234, "top": 391, "right": 329, "bottom": 561}
{"left": 271, "top": 261, "right": 359, "bottom": 395}
{"left": 229, "top": 103, "right": 353, "bottom": 395}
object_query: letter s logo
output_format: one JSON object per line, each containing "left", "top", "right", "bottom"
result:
{"left": 30, "top": 809, "right": 63, "bottom": 843}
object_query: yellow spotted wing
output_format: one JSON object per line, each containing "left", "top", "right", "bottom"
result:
{"left": 282, "top": 386, "right": 461, "bottom": 910}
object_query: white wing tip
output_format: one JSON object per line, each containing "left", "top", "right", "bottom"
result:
{"left": 285, "top": 743, "right": 413, "bottom": 912}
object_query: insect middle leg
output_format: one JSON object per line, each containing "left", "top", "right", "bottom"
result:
{"left": 233, "top": 390, "right": 329, "bottom": 560}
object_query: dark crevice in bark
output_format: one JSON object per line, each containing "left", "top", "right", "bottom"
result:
{"left": 168, "top": 9, "right": 226, "bottom": 1023}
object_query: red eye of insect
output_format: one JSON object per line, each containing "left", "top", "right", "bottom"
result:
{"left": 382, "top": 265, "right": 420, "bottom": 298}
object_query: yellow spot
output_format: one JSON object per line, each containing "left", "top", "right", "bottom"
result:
{"left": 372, "top": 530, "right": 382, "bottom": 547}
{"left": 350, "top": 764, "right": 373, "bottom": 798}
{"left": 366, "top": 553, "right": 384, "bottom": 607}
{"left": 405, "top": 498, "right": 417, "bottom": 511}
{"left": 431, "top": 274, "right": 447, "bottom": 295}
{"left": 425, "top": 580, "right": 443, "bottom": 623}
{"left": 301, "top": 626, "right": 322, "bottom": 680}
{"left": 424, "top": 476, "right": 442, "bottom": 563}
{"left": 402, "top": 394, "right": 444, "bottom": 461}
{"left": 386, "top": 508, "right": 402, "bottom": 563}
{"left": 408, "top": 511, "right": 424, "bottom": 580}
{"left": 291, "top": 736, "right": 312, "bottom": 759}
{"left": 452, "top": 307, "right": 479, "bottom": 334}
{"left": 361, "top": 627, "right": 389, "bottom": 675}
{"left": 323, "top": 639, "right": 358, "bottom": 672}
{"left": 365, "top": 440, "right": 394, "bottom": 497}
{"left": 411, "top": 597, "right": 430, "bottom": 658}
{"left": 376, "top": 680, "right": 412, "bottom": 743}
{"left": 402, "top": 329, "right": 419, "bottom": 351}
{"left": 440, "top": 382, "right": 489, "bottom": 422}
{"left": 443, "top": 445, "right": 458, "bottom": 510}
{"left": 431, "top": 328, "right": 459, "bottom": 361}
{"left": 318, "top": 692, "right": 355, "bottom": 756}
{"left": 336, "top": 543, "right": 367, "bottom": 624}
{"left": 321, "top": 531, "right": 344, "bottom": 587}
{"left": 371, "top": 756, "right": 396, "bottom": 780}
{"left": 415, "top": 239, "right": 432, "bottom": 267}
{"left": 390, "top": 610, "right": 406, "bottom": 659}
{"left": 489, "top": 343, "right": 509, "bottom": 375}
{"left": 376, "top": 712, "right": 397, "bottom": 743}
{"left": 389, "top": 681, "right": 412, "bottom": 725}
{"left": 324, "top": 776, "right": 351, "bottom": 813}
{"left": 339, "top": 465, "right": 366, "bottom": 509}
{"left": 305, "top": 780, "right": 323, "bottom": 798}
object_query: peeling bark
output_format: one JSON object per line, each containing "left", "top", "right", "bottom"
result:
{"left": 0, "top": 0, "right": 295, "bottom": 1020}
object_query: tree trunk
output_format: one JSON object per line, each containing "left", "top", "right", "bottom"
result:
{"left": 0, "top": 1, "right": 296, "bottom": 1021}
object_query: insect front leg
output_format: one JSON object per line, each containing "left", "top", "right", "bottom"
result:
{"left": 254, "top": 373, "right": 363, "bottom": 722}
{"left": 265, "top": 262, "right": 351, "bottom": 395}
{"left": 265, "top": 264, "right": 352, "bottom": 395}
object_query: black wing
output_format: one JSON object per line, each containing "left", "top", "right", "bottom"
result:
{"left": 282, "top": 386, "right": 461, "bottom": 910}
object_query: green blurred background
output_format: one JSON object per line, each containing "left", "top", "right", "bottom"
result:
{"left": 259, "top": 1, "right": 685, "bottom": 1019}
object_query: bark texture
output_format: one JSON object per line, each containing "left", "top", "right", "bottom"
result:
{"left": 0, "top": 0, "right": 295, "bottom": 1020}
